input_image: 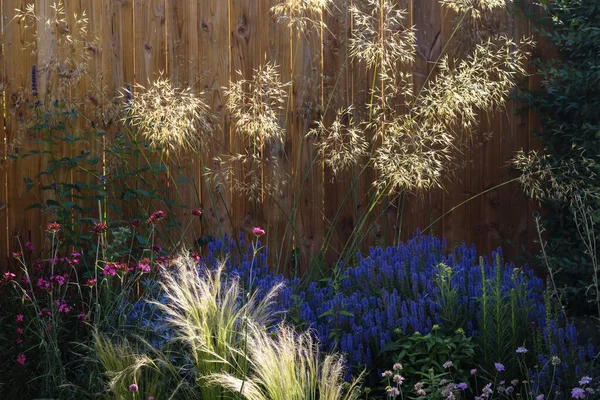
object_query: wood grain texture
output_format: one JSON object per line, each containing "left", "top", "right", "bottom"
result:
{"left": 260, "top": 0, "right": 294, "bottom": 274}
{"left": 198, "top": 0, "right": 231, "bottom": 242}
{"left": 0, "top": 0, "right": 544, "bottom": 269}
{"left": 229, "top": 0, "right": 262, "bottom": 245}
{"left": 294, "top": 10, "right": 324, "bottom": 275}
{"left": 4, "top": 0, "right": 42, "bottom": 258}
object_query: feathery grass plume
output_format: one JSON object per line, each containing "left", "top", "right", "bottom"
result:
{"left": 374, "top": 36, "right": 532, "bottom": 193}
{"left": 227, "top": 62, "right": 290, "bottom": 149}
{"left": 226, "top": 62, "right": 290, "bottom": 199}
{"left": 94, "top": 333, "right": 184, "bottom": 399}
{"left": 310, "top": 106, "right": 369, "bottom": 177}
{"left": 271, "top": 0, "right": 331, "bottom": 32}
{"left": 15, "top": 1, "right": 95, "bottom": 100}
{"left": 440, "top": 0, "right": 510, "bottom": 19}
{"left": 512, "top": 149, "right": 598, "bottom": 203}
{"left": 349, "top": 0, "right": 416, "bottom": 122}
{"left": 206, "top": 323, "right": 363, "bottom": 400}
{"left": 151, "top": 257, "right": 285, "bottom": 399}
{"left": 443, "top": 0, "right": 513, "bottom": 55}
{"left": 122, "top": 79, "right": 214, "bottom": 153}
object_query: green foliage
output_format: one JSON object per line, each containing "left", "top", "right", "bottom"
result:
{"left": 515, "top": 0, "right": 600, "bottom": 315}
{"left": 382, "top": 327, "right": 475, "bottom": 393}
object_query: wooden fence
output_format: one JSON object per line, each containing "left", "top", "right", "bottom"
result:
{"left": 0, "top": 0, "right": 544, "bottom": 273}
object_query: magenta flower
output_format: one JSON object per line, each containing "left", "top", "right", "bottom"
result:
{"left": 494, "top": 362, "right": 505, "bottom": 372}
{"left": 148, "top": 210, "right": 167, "bottom": 224}
{"left": 25, "top": 241, "right": 34, "bottom": 251}
{"left": 129, "top": 383, "right": 139, "bottom": 392}
{"left": 16, "top": 353, "right": 26, "bottom": 367}
{"left": 191, "top": 208, "right": 202, "bottom": 217}
{"left": 16, "top": 314, "right": 24, "bottom": 323}
{"left": 3, "top": 272, "right": 16, "bottom": 281}
{"left": 252, "top": 227, "right": 265, "bottom": 236}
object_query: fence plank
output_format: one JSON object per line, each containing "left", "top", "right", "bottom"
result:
{"left": 229, "top": 0, "right": 262, "bottom": 245}
{"left": 4, "top": 0, "right": 42, "bottom": 258}
{"left": 323, "top": 0, "right": 353, "bottom": 267}
{"left": 259, "top": 1, "right": 294, "bottom": 274}
{"left": 166, "top": 0, "right": 202, "bottom": 246}
{"left": 198, "top": 0, "right": 231, "bottom": 244}
{"left": 293, "top": 10, "right": 325, "bottom": 275}
{"left": 0, "top": 0, "right": 6, "bottom": 265}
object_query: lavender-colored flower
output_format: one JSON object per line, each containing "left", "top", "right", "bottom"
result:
{"left": 393, "top": 374, "right": 405, "bottom": 385}
{"left": 443, "top": 360, "right": 454, "bottom": 369}
{"left": 536, "top": 395, "right": 545, "bottom": 400}
{"left": 579, "top": 376, "right": 592, "bottom": 386}
{"left": 382, "top": 370, "right": 393, "bottom": 378}
{"left": 455, "top": 382, "right": 468, "bottom": 390}
{"left": 387, "top": 387, "right": 400, "bottom": 397}
{"left": 571, "top": 387, "right": 585, "bottom": 398}
{"left": 470, "top": 368, "right": 478, "bottom": 375}
{"left": 516, "top": 346, "right": 529, "bottom": 353}
{"left": 494, "top": 362, "right": 505, "bottom": 372}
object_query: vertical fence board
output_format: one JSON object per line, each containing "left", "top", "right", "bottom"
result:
{"left": 260, "top": 1, "right": 293, "bottom": 274}
{"left": 323, "top": 0, "right": 353, "bottom": 267}
{"left": 5, "top": 0, "right": 41, "bottom": 257}
{"left": 198, "top": 0, "right": 231, "bottom": 243}
{"left": 440, "top": 4, "right": 471, "bottom": 249}
{"left": 166, "top": 0, "right": 201, "bottom": 246}
{"left": 294, "top": 13, "right": 324, "bottom": 275}
{"left": 229, "top": 0, "right": 261, "bottom": 243}
{"left": 0, "top": 0, "right": 6, "bottom": 265}
{"left": 408, "top": 0, "right": 444, "bottom": 243}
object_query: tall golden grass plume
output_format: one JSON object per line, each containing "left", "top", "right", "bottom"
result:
{"left": 122, "top": 78, "right": 215, "bottom": 154}
{"left": 271, "top": 0, "right": 332, "bottom": 31}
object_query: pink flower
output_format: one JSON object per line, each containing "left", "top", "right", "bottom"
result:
{"left": 38, "top": 308, "right": 52, "bottom": 318}
{"left": 16, "top": 314, "right": 24, "bottom": 323}
{"left": 3, "top": 272, "right": 16, "bottom": 281}
{"left": 12, "top": 251, "right": 22, "bottom": 259}
{"left": 77, "top": 312, "right": 87, "bottom": 322}
{"left": 46, "top": 222, "right": 61, "bottom": 233}
{"left": 191, "top": 208, "right": 202, "bottom": 217}
{"left": 16, "top": 327, "right": 23, "bottom": 334}
{"left": 148, "top": 210, "right": 167, "bottom": 224}
{"left": 16, "top": 353, "right": 26, "bottom": 367}
{"left": 103, "top": 263, "right": 118, "bottom": 276}
{"left": 86, "top": 278, "right": 97, "bottom": 287}
{"left": 25, "top": 241, "right": 35, "bottom": 251}
{"left": 252, "top": 227, "right": 265, "bottom": 236}
{"left": 129, "top": 383, "right": 139, "bottom": 392}
{"left": 137, "top": 258, "right": 151, "bottom": 273}
{"left": 16, "top": 338, "right": 23, "bottom": 344}
{"left": 56, "top": 300, "right": 71, "bottom": 314}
